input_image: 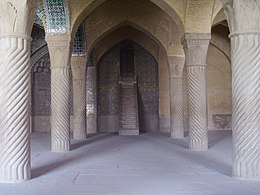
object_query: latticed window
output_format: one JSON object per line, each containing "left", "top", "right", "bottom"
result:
{"left": 45, "top": 0, "right": 69, "bottom": 34}
{"left": 72, "top": 24, "right": 86, "bottom": 56}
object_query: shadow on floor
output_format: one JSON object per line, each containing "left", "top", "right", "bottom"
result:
{"left": 32, "top": 133, "right": 117, "bottom": 179}
{"left": 70, "top": 133, "right": 116, "bottom": 150}
{"left": 31, "top": 131, "right": 232, "bottom": 179}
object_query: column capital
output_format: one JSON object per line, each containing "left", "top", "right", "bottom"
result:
{"left": 46, "top": 33, "right": 72, "bottom": 48}
{"left": 71, "top": 56, "right": 87, "bottom": 67}
{"left": 71, "top": 56, "right": 87, "bottom": 80}
{"left": 182, "top": 33, "right": 211, "bottom": 47}
{"left": 0, "top": 0, "right": 37, "bottom": 36}
{"left": 46, "top": 33, "right": 72, "bottom": 68}
{"left": 222, "top": 0, "right": 260, "bottom": 35}
{"left": 182, "top": 33, "right": 211, "bottom": 67}
{"left": 168, "top": 55, "right": 185, "bottom": 78}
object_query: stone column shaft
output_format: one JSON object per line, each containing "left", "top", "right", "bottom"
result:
{"left": 71, "top": 56, "right": 87, "bottom": 139}
{"left": 51, "top": 67, "right": 70, "bottom": 151}
{"left": 231, "top": 33, "right": 260, "bottom": 179}
{"left": 46, "top": 34, "right": 72, "bottom": 152}
{"left": 0, "top": 35, "right": 31, "bottom": 182}
{"left": 223, "top": 0, "right": 260, "bottom": 179}
{"left": 182, "top": 33, "right": 210, "bottom": 150}
{"left": 86, "top": 66, "right": 97, "bottom": 134}
{"left": 0, "top": 0, "right": 37, "bottom": 182}
{"left": 168, "top": 56, "right": 185, "bottom": 138}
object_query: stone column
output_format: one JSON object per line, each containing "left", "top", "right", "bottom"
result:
{"left": 168, "top": 55, "right": 185, "bottom": 138}
{"left": 46, "top": 34, "right": 72, "bottom": 152}
{"left": 0, "top": 0, "right": 36, "bottom": 182}
{"left": 222, "top": 0, "right": 260, "bottom": 179}
{"left": 71, "top": 56, "right": 87, "bottom": 139}
{"left": 86, "top": 66, "right": 97, "bottom": 134}
{"left": 182, "top": 33, "right": 210, "bottom": 150}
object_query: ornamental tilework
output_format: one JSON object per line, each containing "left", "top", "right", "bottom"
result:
{"left": 31, "top": 55, "right": 73, "bottom": 116}
{"left": 35, "top": 0, "right": 47, "bottom": 28}
{"left": 97, "top": 48, "right": 120, "bottom": 116}
{"left": 86, "top": 67, "right": 96, "bottom": 114}
{"left": 32, "top": 59, "right": 51, "bottom": 116}
{"left": 135, "top": 45, "right": 159, "bottom": 115}
{"left": 97, "top": 42, "right": 158, "bottom": 117}
{"left": 45, "top": 0, "right": 69, "bottom": 34}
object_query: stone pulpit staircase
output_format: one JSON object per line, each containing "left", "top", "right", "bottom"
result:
{"left": 119, "top": 76, "right": 139, "bottom": 135}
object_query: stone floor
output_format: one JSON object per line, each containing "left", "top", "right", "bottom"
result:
{"left": 0, "top": 131, "right": 259, "bottom": 195}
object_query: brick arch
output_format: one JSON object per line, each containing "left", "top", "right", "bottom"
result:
{"left": 90, "top": 25, "right": 171, "bottom": 132}
{"left": 96, "top": 39, "right": 160, "bottom": 132}
{"left": 31, "top": 45, "right": 49, "bottom": 69}
{"left": 87, "top": 20, "right": 169, "bottom": 58}
{"left": 70, "top": 0, "right": 184, "bottom": 40}
{"left": 90, "top": 26, "right": 161, "bottom": 64}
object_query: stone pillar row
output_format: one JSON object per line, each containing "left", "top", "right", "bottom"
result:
{"left": 71, "top": 56, "right": 87, "bottom": 139}
{"left": 182, "top": 33, "right": 211, "bottom": 150}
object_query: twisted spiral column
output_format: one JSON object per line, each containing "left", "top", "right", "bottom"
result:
{"left": 182, "top": 33, "right": 210, "bottom": 150}
{"left": 221, "top": 0, "right": 260, "bottom": 180}
{"left": 0, "top": 35, "right": 31, "bottom": 182}
{"left": 230, "top": 33, "right": 260, "bottom": 179}
{"left": 51, "top": 67, "right": 70, "bottom": 151}
{"left": 187, "top": 65, "right": 207, "bottom": 149}
{"left": 168, "top": 56, "right": 185, "bottom": 138}
{"left": 71, "top": 56, "right": 87, "bottom": 139}
{"left": 46, "top": 34, "right": 72, "bottom": 152}
{"left": 169, "top": 78, "right": 184, "bottom": 138}
{"left": 73, "top": 79, "right": 86, "bottom": 139}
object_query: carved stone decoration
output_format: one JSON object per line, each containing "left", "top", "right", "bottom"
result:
{"left": 0, "top": 0, "right": 37, "bottom": 35}
{"left": 187, "top": 65, "right": 208, "bottom": 149}
{"left": 222, "top": 0, "right": 260, "bottom": 34}
{"left": 0, "top": 0, "right": 37, "bottom": 183}
{"left": 0, "top": 35, "right": 31, "bottom": 182}
{"left": 222, "top": 0, "right": 260, "bottom": 180}
{"left": 168, "top": 56, "right": 185, "bottom": 138}
{"left": 182, "top": 33, "right": 211, "bottom": 150}
{"left": 46, "top": 34, "right": 72, "bottom": 151}
{"left": 71, "top": 56, "right": 87, "bottom": 139}
{"left": 51, "top": 67, "right": 70, "bottom": 151}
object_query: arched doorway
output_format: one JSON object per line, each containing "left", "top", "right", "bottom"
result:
{"left": 97, "top": 40, "right": 159, "bottom": 133}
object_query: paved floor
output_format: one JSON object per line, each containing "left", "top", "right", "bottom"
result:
{"left": 0, "top": 131, "right": 259, "bottom": 195}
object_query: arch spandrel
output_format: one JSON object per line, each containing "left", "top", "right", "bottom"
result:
{"left": 69, "top": 0, "right": 185, "bottom": 39}
{"left": 83, "top": 0, "right": 182, "bottom": 57}
{"left": 91, "top": 26, "right": 161, "bottom": 66}
{"left": 184, "top": 0, "right": 215, "bottom": 33}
